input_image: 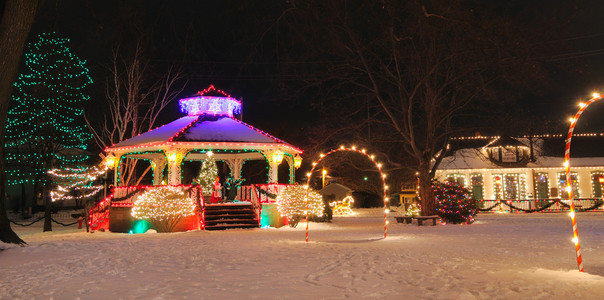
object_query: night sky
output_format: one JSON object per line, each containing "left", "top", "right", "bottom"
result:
{"left": 24, "top": 0, "right": 604, "bottom": 153}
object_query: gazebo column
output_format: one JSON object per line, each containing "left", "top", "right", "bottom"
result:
{"left": 151, "top": 158, "right": 167, "bottom": 185}
{"left": 112, "top": 154, "right": 122, "bottom": 187}
{"left": 165, "top": 149, "right": 189, "bottom": 185}
{"left": 225, "top": 158, "right": 245, "bottom": 180}
{"left": 264, "top": 150, "right": 284, "bottom": 184}
{"left": 284, "top": 155, "right": 295, "bottom": 184}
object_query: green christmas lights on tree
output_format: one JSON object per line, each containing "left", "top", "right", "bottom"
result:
{"left": 5, "top": 32, "right": 93, "bottom": 187}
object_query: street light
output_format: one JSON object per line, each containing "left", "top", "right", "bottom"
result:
{"left": 322, "top": 169, "right": 327, "bottom": 188}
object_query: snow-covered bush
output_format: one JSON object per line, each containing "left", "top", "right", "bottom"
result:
{"left": 433, "top": 181, "right": 477, "bottom": 224}
{"left": 131, "top": 186, "right": 197, "bottom": 232}
{"left": 276, "top": 185, "right": 324, "bottom": 227}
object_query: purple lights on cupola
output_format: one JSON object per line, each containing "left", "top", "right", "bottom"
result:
{"left": 179, "top": 85, "right": 242, "bottom": 117}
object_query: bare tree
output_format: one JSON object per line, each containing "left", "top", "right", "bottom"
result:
{"left": 271, "top": 0, "right": 552, "bottom": 215}
{"left": 86, "top": 41, "right": 187, "bottom": 186}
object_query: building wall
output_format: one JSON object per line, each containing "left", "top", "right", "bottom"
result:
{"left": 435, "top": 167, "right": 604, "bottom": 200}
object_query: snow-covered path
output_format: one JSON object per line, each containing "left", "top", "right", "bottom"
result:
{"left": 2, "top": 210, "right": 604, "bottom": 299}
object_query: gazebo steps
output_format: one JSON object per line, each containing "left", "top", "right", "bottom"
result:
{"left": 204, "top": 202, "right": 259, "bottom": 230}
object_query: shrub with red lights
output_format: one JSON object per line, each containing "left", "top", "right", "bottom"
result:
{"left": 433, "top": 181, "right": 477, "bottom": 224}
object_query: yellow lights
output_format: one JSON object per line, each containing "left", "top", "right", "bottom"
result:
{"left": 294, "top": 155, "right": 303, "bottom": 169}
{"left": 340, "top": 145, "right": 345, "bottom": 149}
{"left": 104, "top": 154, "right": 117, "bottom": 169}
{"left": 167, "top": 152, "right": 178, "bottom": 163}
{"left": 377, "top": 163, "right": 382, "bottom": 169}
{"left": 593, "top": 92, "right": 601, "bottom": 98}
{"left": 361, "top": 149, "right": 366, "bottom": 153}
{"left": 572, "top": 237, "right": 579, "bottom": 245}
{"left": 579, "top": 102, "right": 586, "bottom": 108}
{"left": 319, "top": 153, "right": 325, "bottom": 158}
{"left": 563, "top": 161, "right": 569, "bottom": 168}
{"left": 384, "top": 185, "right": 389, "bottom": 190}
{"left": 206, "top": 150, "right": 214, "bottom": 157}
{"left": 351, "top": 146, "right": 356, "bottom": 150}
{"left": 370, "top": 155, "right": 375, "bottom": 160}
{"left": 306, "top": 172, "right": 312, "bottom": 177}
{"left": 569, "top": 211, "right": 575, "bottom": 219}
{"left": 312, "top": 162, "right": 317, "bottom": 166}
{"left": 569, "top": 117, "right": 576, "bottom": 123}
{"left": 384, "top": 209, "right": 389, "bottom": 214}
{"left": 322, "top": 169, "right": 327, "bottom": 175}
{"left": 382, "top": 174, "right": 387, "bottom": 178}
{"left": 565, "top": 186, "right": 572, "bottom": 193}
{"left": 271, "top": 150, "right": 284, "bottom": 164}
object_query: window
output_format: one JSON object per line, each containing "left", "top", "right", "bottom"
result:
{"left": 470, "top": 174, "right": 484, "bottom": 200}
{"left": 446, "top": 174, "right": 466, "bottom": 187}
{"left": 558, "top": 172, "right": 580, "bottom": 199}
{"left": 591, "top": 171, "right": 604, "bottom": 198}
{"left": 534, "top": 172, "right": 550, "bottom": 199}
{"left": 493, "top": 173, "right": 527, "bottom": 200}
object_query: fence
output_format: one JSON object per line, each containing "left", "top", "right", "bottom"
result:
{"left": 478, "top": 199, "right": 604, "bottom": 212}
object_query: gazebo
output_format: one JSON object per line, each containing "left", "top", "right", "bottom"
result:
{"left": 90, "top": 86, "right": 303, "bottom": 232}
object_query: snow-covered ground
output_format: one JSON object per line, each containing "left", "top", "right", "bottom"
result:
{"left": 2, "top": 209, "right": 604, "bottom": 299}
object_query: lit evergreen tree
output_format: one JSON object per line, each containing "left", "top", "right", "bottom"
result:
{"left": 194, "top": 153, "right": 218, "bottom": 195}
{"left": 5, "top": 32, "right": 92, "bottom": 230}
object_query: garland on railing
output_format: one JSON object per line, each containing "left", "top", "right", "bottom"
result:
{"left": 559, "top": 199, "right": 604, "bottom": 212}
{"left": 477, "top": 202, "right": 501, "bottom": 212}
{"left": 478, "top": 199, "right": 604, "bottom": 213}
{"left": 500, "top": 200, "right": 558, "bottom": 212}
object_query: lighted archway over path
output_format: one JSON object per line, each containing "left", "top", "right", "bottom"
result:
{"left": 565, "top": 92, "right": 602, "bottom": 272}
{"left": 304, "top": 146, "right": 389, "bottom": 242}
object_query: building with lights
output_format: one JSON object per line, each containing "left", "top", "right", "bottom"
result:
{"left": 435, "top": 135, "right": 604, "bottom": 203}
{"left": 89, "top": 86, "right": 303, "bottom": 232}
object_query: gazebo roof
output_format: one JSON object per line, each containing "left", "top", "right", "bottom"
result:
{"left": 106, "top": 115, "right": 302, "bottom": 154}
{"left": 106, "top": 85, "right": 302, "bottom": 158}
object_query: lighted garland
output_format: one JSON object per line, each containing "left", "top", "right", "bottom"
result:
{"left": 433, "top": 181, "right": 477, "bottom": 224}
{"left": 276, "top": 185, "right": 324, "bottom": 227}
{"left": 48, "top": 165, "right": 108, "bottom": 202}
{"left": 131, "top": 186, "right": 197, "bottom": 232}
{"left": 5, "top": 32, "right": 92, "bottom": 186}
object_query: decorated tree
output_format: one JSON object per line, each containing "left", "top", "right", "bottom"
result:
{"left": 276, "top": 185, "right": 324, "bottom": 227}
{"left": 131, "top": 186, "right": 197, "bottom": 232}
{"left": 5, "top": 32, "right": 93, "bottom": 231}
{"left": 433, "top": 181, "right": 477, "bottom": 224}
{"left": 194, "top": 152, "right": 218, "bottom": 195}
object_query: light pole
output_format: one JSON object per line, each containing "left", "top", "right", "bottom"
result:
{"left": 322, "top": 169, "right": 327, "bottom": 188}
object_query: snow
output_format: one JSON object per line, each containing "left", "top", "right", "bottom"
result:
{"left": 2, "top": 210, "right": 604, "bottom": 299}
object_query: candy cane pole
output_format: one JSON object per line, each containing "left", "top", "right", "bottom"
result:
{"left": 564, "top": 92, "right": 602, "bottom": 272}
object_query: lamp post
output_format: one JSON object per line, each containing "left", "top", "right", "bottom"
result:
{"left": 322, "top": 169, "right": 327, "bottom": 188}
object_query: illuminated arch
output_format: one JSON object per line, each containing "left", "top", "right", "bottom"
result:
{"left": 304, "top": 146, "right": 389, "bottom": 242}
{"left": 564, "top": 92, "right": 602, "bottom": 272}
